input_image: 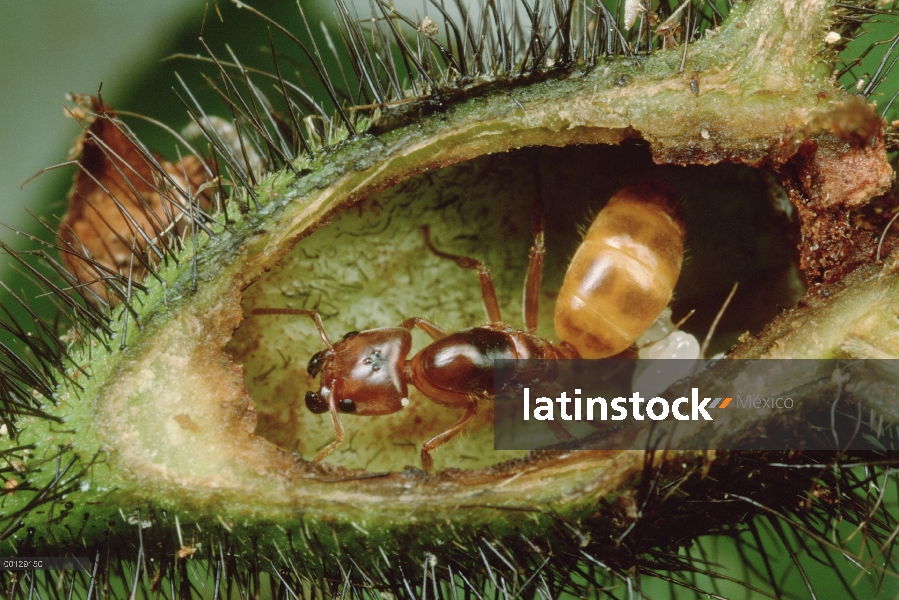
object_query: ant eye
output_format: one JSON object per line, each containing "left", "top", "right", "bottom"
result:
{"left": 342, "top": 331, "right": 360, "bottom": 340}
{"left": 305, "top": 391, "right": 328, "bottom": 414}
{"left": 337, "top": 398, "right": 356, "bottom": 413}
{"left": 307, "top": 350, "right": 326, "bottom": 377}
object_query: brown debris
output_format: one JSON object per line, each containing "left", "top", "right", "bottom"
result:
{"left": 173, "top": 413, "right": 202, "bottom": 432}
{"left": 792, "top": 134, "right": 893, "bottom": 209}
{"left": 58, "top": 95, "right": 215, "bottom": 301}
{"left": 807, "top": 96, "right": 884, "bottom": 150}
{"left": 886, "top": 122, "right": 899, "bottom": 152}
{"left": 764, "top": 97, "right": 896, "bottom": 291}
{"left": 781, "top": 130, "right": 896, "bottom": 290}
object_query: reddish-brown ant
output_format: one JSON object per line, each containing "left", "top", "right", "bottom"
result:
{"left": 253, "top": 207, "right": 578, "bottom": 471}
{"left": 253, "top": 181, "right": 684, "bottom": 471}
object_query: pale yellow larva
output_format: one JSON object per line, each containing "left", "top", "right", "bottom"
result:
{"left": 554, "top": 181, "right": 685, "bottom": 358}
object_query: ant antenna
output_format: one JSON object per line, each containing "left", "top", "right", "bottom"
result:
{"left": 251, "top": 308, "right": 334, "bottom": 350}
{"left": 640, "top": 308, "right": 696, "bottom": 347}
{"left": 523, "top": 162, "right": 546, "bottom": 333}
{"left": 699, "top": 282, "right": 738, "bottom": 358}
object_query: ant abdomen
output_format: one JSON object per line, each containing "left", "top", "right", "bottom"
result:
{"left": 554, "top": 181, "right": 685, "bottom": 358}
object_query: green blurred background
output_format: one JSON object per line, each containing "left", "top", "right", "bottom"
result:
{"left": 0, "top": 0, "right": 207, "bottom": 258}
{"left": 0, "top": 0, "right": 354, "bottom": 284}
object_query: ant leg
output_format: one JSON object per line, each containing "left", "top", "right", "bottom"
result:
{"left": 420, "top": 402, "right": 478, "bottom": 471}
{"left": 422, "top": 225, "right": 502, "bottom": 324}
{"left": 312, "top": 380, "right": 346, "bottom": 462}
{"left": 400, "top": 317, "right": 447, "bottom": 341}
{"left": 523, "top": 197, "right": 545, "bottom": 334}
{"left": 251, "top": 308, "right": 333, "bottom": 350}
{"left": 547, "top": 420, "right": 576, "bottom": 442}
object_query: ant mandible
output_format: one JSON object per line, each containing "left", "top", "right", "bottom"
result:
{"left": 252, "top": 180, "right": 684, "bottom": 471}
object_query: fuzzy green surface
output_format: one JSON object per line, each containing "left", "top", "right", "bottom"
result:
{"left": 2, "top": 0, "right": 896, "bottom": 588}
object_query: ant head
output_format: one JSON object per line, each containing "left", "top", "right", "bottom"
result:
{"left": 305, "top": 327, "right": 413, "bottom": 416}
{"left": 306, "top": 331, "right": 361, "bottom": 378}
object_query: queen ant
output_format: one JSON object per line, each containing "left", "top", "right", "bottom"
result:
{"left": 253, "top": 180, "right": 685, "bottom": 471}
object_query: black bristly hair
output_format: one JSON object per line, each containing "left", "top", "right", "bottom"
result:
{"left": 0, "top": 1, "right": 898, "bottom": 599}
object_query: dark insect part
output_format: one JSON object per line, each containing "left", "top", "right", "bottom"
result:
{"left": 305, "top": 391, "right": 328, "bottom": 414}
{"left": 307, "top": 349, "right": 327, "bottom": 377}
